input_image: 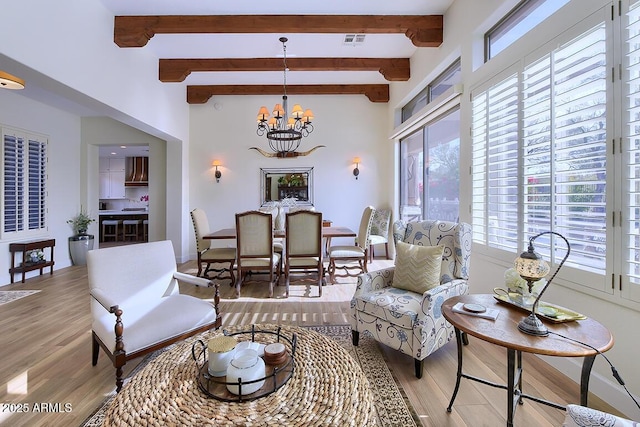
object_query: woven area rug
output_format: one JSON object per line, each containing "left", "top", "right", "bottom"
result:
{"left": 0, "top": 290, "right": 40, "bottom": 306}
{"left": 81, "top": 325, "right": 419, "bottom": 427}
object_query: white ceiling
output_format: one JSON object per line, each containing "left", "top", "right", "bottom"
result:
{"left": 99, "top": 145, "right": 149, "bottom": 158}
{"left": 97, "top": 0, "right": 455, "bottom": 87}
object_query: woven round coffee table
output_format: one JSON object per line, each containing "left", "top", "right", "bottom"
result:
{"left": 101, "top": 324, "right": 375, "bottom": 426}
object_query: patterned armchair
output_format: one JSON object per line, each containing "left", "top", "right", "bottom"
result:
{"left": 564, "top": 405, "right": 638, "bottom": 426}
{"left": 350, "top": 220, "right": 472, "bottom": 378}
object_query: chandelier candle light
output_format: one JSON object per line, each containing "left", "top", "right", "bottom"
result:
{"left": 252, "top": 37, "right": 324, "bottom": 158}
{"left": 513, "top": 231, "right": 571, "bottom": 336}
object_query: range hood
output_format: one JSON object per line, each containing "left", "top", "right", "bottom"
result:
{"left": 126, "top": 157, "right": 148, "bottom": 186}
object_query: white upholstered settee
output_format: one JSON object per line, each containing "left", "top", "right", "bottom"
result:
{"left": 87, "top": 240, "right": 221, "bottom": 391}
{"left": 350, "top": 220, "right": 472, "bottom": 377}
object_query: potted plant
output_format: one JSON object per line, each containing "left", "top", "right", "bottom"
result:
{"left": 67, "top": 207, "right": 95, "bottom": 235}
{"left": 67, "top": 207, "right": 95, "bottom": 266}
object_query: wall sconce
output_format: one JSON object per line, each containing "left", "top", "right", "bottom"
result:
{"left": 353, "top": 157, "right": 361, "bottom": 180}
{"left": 212, "top": 160, "right": 222, "bottom": 183}
{"left": 514, "top": 231, "right": 571, "bottom": 336}
{"left": 0, "top": 71, "right": 25, "bottom": 90}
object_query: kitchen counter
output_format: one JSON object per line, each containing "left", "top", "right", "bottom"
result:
{"left": 99, "top": 209, "right": 148, "bottom": 215}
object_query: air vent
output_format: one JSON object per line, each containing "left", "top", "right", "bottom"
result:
{"left": 343, "top": 34, "right": 366, "bottom": 46}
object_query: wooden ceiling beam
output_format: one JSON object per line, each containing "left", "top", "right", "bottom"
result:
{"left": 187, "top": 84, "right": 390, "bottom": 104}
{"left": 160, "top": 58, "right": 410, "bottom": 82}
{"left": 114, "top": 15, "right": 443, "bottom": 48}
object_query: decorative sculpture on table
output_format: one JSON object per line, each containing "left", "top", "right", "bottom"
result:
{"left": 514, "top": 231, "right": 571, "bottom": 336}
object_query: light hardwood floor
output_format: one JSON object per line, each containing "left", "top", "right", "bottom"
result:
{"left": 0, "top": 257, "right": 621, "bottom": 427}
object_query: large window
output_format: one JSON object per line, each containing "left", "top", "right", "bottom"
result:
{"left": 400, "top": 108, "right": 460, "bottom": 222}
{"left": 473, "top": 1, "right": 640, "bottom": 304}
{"left": 485, "top": 0, "right": 570, "bottom": 60}
{"left": 401, "top": 59, "right": 461, "bottom": 123}
{"left": 1, "top": 126, "right": 48, "bottom": 239}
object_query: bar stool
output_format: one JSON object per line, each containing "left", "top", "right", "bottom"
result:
{"left": 143, "top": 219, "right": 149, "bottom": 242}
{"left": 123, "top": 219, "right": 142, "bottom": 242}
{"left": 102, "top": 220, "right": 121, "bottom": 242}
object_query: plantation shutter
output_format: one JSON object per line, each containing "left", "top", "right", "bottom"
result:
{"left": 3, "top": 134, "right": 25, "bottom": 234}
{"left": 521, "top": 23, "right": 608, "bottom": 271}
{"left": 1, "top": 128, "right": 47, "bottom": 237}
{"left": 471, "top": 73, "right": 519, "bottom": 251}
{"left": 28, "top": 138, "right": 47, "bottom": 230}
{"left": 623, "top": 0, "right": 640, "bottom": 302}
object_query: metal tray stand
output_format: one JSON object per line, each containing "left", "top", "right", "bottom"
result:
{"left": 192, "top": 325, "right": 297, "bottom": 402}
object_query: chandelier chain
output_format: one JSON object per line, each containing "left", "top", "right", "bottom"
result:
{"left": 254, "top": 36, "right": 316, "bottom": 157}
{"left": 282, "top": 39, "right": 288, "bottom": 97}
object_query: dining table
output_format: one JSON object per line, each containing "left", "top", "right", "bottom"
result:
{"left": 203, "top": 226, "right": 356, "bottom": 240}
{"left": 203, "top": 226, "right": 357, "bottom": 255}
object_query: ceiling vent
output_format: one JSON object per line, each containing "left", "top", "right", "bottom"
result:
{"left": 343, "top": 34, "right": 366, "bottom": 46}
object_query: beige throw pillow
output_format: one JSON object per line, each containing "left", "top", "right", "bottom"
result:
{"left": 392, "top": 241, "right": 444, "bottom": 293}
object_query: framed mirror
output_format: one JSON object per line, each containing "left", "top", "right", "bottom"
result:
{"left": 260, "top": 167, "right": 314, "bottom": 206}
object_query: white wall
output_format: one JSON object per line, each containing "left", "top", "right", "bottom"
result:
{"left": 1, "top": 0, "right": 192, "bottom": 261}
{"left": 0, "top": 91, "right": 82, "bottom": 284}
{"left": 81, "top": 117, "right": 168, "bottom": 243}
{"left": 188, "top": 94, "right": 392, "bottom": 256}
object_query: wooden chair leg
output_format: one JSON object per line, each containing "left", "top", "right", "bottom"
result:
{"left": 352, "top": 330, "right": 360, "bottom": 346}
{"left": 196, "top": 254, "right": 203, "bottom": 277}
{"left": 384, "top": 242, "right": 389, "bottom": 259}
{"left": 228, "top": 260, "right": 236, "bottom": 286}
{"left": 235, "top": 270, "right": 243, "bottom": 298}
{"left": 92, "top": 335, "right": 100, "bottom": 366}
{"left": 415, "top": 358, "right": 424, "bottom": 378}
{"left": 115, "top": 365, "right": 124, "bottom": 392}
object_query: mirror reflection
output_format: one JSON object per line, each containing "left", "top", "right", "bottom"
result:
{"left": 261, "top": 167, "right": 313, "bottom": 206}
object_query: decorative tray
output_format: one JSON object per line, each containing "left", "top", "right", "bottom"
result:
{"left": 192, "top": 325, "right": 296, "bottom": 402}
{"left": 493, "top": 293, "right": 587, "bottom": 323}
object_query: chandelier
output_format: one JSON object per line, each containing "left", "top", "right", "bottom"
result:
{"left": 253, "top": 37, "right": 323, "bottom": 158}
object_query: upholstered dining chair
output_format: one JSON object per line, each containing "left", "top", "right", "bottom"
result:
{"left": 258, "top": 205, "right": 284, "bottom": 268}
{"left": 235, "top": 210, "right": 282, "bottom": 298}
{"left": 327, "top": 206, "right": 375, "bottom": 284}
{"left": 369, "top": 208, "right": 391, "bottom": 262}
{"left": 350, "top": 219, "right": 472, "bottom": 378}
{"left": 190, "top": 208, "right": 236, "bottom": 284}
{"left": 87, "top": 240, "right": 221, "bottom": 392}
{"left": 284, "top": 210, "right": 324, "bottom": 297}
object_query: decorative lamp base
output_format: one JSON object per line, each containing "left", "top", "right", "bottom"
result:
{"left": 517, "top": 313, "right": 549, "bottom": 336}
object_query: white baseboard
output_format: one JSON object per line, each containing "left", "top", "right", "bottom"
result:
{"left": 538, "top": 354, "right": 638, "bottom": 418}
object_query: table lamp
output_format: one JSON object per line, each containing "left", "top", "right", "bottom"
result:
{"left": 513, "top": 231, "right": 571, "bottom": 336}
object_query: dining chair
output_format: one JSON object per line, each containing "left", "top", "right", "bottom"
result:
{"left": 327, "top": 206, "right": 375, "bottom": 284}
{"left": 258, "top": 205, "right": 284, "bottom": 268}
{"left": 190, "top": 208, "right": 237, "bottom": 285}
{"left": 369, "top": 208, "right": 391, "bottom": 262}
{"left": 284, "top": 210, "right": 324, "bottom": 297}
{"left": 235, "top": 210, "right": 281, "bottom": 298}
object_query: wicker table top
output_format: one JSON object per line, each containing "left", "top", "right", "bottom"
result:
{"left": 102, "top": 324, "right": 375, "bottom": 426}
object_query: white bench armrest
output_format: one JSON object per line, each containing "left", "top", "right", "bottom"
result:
{"left": 91, "top": 288, "right": 119, "bottom": 313}
{"left": 173, "top": 271, "right": 213, "bottom": 288}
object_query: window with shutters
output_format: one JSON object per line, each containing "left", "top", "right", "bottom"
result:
{"left": 623, "top": 0, "right": 640, "bottom": 303}
{"left": 470, "top": 2, "right": 637, "bottom": 299}
{"left": 1, "top": 126, "right": 48, "bottom": 239}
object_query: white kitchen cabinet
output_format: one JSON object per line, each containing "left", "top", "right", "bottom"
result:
{"left": 99, "top": 158, "right": 126, "bottom": 199}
